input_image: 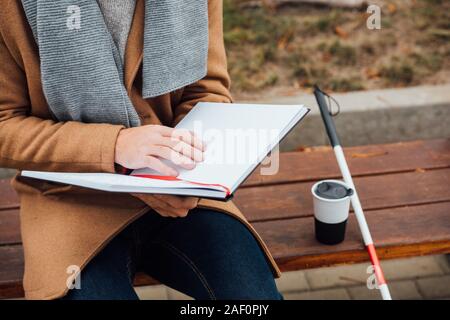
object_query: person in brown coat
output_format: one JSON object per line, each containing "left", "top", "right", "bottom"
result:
{"left": 0, "top": 0, "right": 282, "bottom": 299}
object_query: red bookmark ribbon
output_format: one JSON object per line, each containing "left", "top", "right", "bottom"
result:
{"left": 131, "top": 174, "right": 231, "bottom": 196}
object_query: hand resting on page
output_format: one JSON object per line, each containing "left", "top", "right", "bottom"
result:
{"left": 114, "top": 124, "right": 204, "bottom": 218}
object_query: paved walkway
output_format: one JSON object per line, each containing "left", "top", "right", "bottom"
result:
{"left": 135, "top": 254, "right": 450, "bottom": 300}
{"left": 258, "top": 84, "right": 450, "bottom": 150}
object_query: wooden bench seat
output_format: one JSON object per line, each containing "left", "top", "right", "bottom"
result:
{"left": 1, "top": 139, "right": 449, "bottom": 299}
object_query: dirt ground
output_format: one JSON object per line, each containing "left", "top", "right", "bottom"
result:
{"left": 223, "top": 0, "right": 450, "bottom": 99}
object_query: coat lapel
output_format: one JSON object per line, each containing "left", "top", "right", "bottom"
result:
{"left": 124, "top": 0, "right": 144, "bottom": 92}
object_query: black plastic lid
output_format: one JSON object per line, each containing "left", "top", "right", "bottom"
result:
{"left": 315, "top": 181, "right": 353, "bottom": 200}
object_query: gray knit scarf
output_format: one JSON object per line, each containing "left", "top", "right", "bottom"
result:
{"left": 21, "top": 0, "right": 209, "bottom": 127}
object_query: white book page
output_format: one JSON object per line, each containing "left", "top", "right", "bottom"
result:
{"left": 21, "top": 171, "right": 226, "bottom": 191}
{"left": 132, "top": 102, "right": 308, "bottom": 191}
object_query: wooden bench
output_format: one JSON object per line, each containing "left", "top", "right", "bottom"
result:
{"left": 1, "top": 139, "right": 449, "bottom": 299}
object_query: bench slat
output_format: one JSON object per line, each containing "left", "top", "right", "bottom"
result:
{"left": 0, "top": 179, "right": 19, "bottom": 210}
{"left": 1, "top": 139, "right": 449, "bottom": 211}
{"left": 253, "top": 201, "right": 450, "bottom": 270}
{"left": 235, "top": 168, "right": 450, "bottom": 222}
{"left": 0, "top": 209, "right": 21, "bottom": 245}
{"left": 0, "top": 245, "right": 24, "bottom": 299}
{"left": 243, "top": 139, "right": 450, "bottom": 187}
{"left": 2, "top": 201, "right": 449, "bottom": 299}
{"left": 2, "top": 168, "right": 450, "bottom": 245}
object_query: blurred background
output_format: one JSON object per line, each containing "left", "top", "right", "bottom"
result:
{"left": 224, "top": 0, "right": 448, "bottom": 97}
{"left": 223, "top": 0, "right": 450, "bottom": 151}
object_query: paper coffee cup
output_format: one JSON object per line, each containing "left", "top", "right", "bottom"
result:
{"left": 311, "top": 180, "right": 353, "bottom": 245}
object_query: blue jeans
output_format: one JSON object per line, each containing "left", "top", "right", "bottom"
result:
{"left": 63, "top": 208, "right": 282, "bottom": 300}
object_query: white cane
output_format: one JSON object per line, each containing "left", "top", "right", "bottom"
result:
{"left": 314, "top": 86, "right": 392, "bottom": 300}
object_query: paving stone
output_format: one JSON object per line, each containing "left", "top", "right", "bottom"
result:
{"left": 283, "top": 288, "right": 351, "bottom": 300}
{"left": 305, "top": 256, "right": 444, "bottom": 290}
{"left": 435, "top": 255, "right": 450, "bottom": 274}
{"left": 134, "top": 285, "right": 168, "bottom": 300}
{"left": 167, "top": 287, "right": 194, "bottom": 300}
{"left": 305, "top": 263, "right": 371, "bottom": 289}
{"left": 276, "top": 271, "right": 309, "bottom": 293}
{"left": 347, "top": 280, "right": 422, "bottom": 300}
{"left": 381, "top": 256, "right": 444, "bottom": 281}
{"left": 416, "top": 275, "right": 450, "bottom": 299}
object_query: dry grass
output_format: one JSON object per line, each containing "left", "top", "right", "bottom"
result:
{"left": 223, "top": 0, "right": 450, "bottom": 98}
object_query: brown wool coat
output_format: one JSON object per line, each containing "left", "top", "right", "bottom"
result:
{"left": 0, "top": 0, "right": 281, "bottom": 299}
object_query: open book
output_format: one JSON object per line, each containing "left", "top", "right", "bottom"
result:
{"left": 22, "top": 102, "right": 309, "bottom": 200}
